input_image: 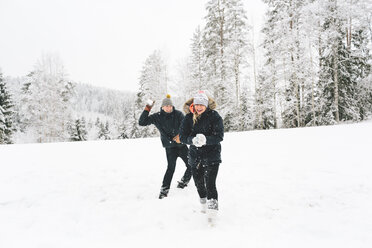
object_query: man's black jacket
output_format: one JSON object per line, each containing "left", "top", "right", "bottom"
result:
{"left": 139, "top": 107, "right": 185, "bottom": 148}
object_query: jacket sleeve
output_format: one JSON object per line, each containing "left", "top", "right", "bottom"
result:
{"left": 179, "top": 114, "right": 195, "bottom": 145}
{"left": 205, "top": 112, "right": 224, "bottom": 145}
{"left": 138, "top": 110, "right": 155, "bottom": 126}
{"left": 176, "top": 111, "right": 185, "bottom": 134}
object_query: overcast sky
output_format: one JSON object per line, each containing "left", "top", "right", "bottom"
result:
{"left": 0, "top": 0, "right": 267, "bottom": 92}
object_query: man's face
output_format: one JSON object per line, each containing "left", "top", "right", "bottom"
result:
{"left": 162, "top": 105, "right": 173, "bottom": 113}
{"left": 195, "top": 104, "right": 206, "bottom": 115}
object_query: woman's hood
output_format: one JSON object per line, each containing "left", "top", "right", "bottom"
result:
{"left": 183, "top": 97, "right": 217, "bottom": 114}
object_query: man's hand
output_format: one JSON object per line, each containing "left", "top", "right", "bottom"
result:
{"left": 173, "top": 134, "right": 181, "bottom": 144}
{"left": 145, "top": 99, "right": 155, "bottom": 112}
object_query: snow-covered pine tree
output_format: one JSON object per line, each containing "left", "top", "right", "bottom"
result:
{"left": 20, "top": 54, "right": 74, "bottom": 143}
{"left": 279, "top": 0, "right": 309, "bottom": 128}
{"left": 139, "top": 50, "right": 168, "bottom": 107}
{"left": 104, "top": 121, "right": 111, "bottom": 139}
{"left": 318, "top": 0, "right": 371, "bottom": 124}
{"left": 135, "top": 50, "right": 168, "bottom": 138}
{"left": 1, "top": 75, "right": 25, "bottom": 135}
{"left": 297, "top": 0, "right": 323, "bottom": 127}
{"left": 130, "top": 102, "right": 141, "bottom": 139}
{"left": 348, "top": 0, "right": 372, "bottom": 120}
{"left": 80, "top": 117, "right": 88, "bottom": 140}
{"left": 238, "top": 84, "right": 254, "bottom": 131}
{"left": 134, "top": 85, "right": 150, "bottom": 138}
{"left": 68, "top": 117, "right": 88, "bottom": 141}
{"left": 257, "top": 3, "right": 280, "bottom": 129}
{"left": 226, "top": 0, "right": 252, "bottom": 131}
{"left": 190, "top": 26, "right": 206, "bottom": 91}
{"left": 254, "top": 73, "right": 277, "bottom": 129}
{"left": 318, "top": 0, "right": 349, "bottom": 124}
{"left": 203, "top": 0, "right": 233, "bottom": 122}
{"left": 260, "top": 0, "right": 317, "bottom": 128}
{"left": 95, "top": 117, "right": 101, "bottom": 128}
{"left": 226, "top": 0, "right": 251, "bottom": 108}
{"left": 118, "top": 101, "right": 133, "bottom": 139}
{"left": 98, "top": 121, "right": 111, "bottom": 140}
{"left": 203, "top": 0, "right": 251, "bottom": 130}
{"left": 0, "top": 70, "right": 14, "bottom": 144}
{"left": 118, "top": 123, "right": 129, "bottom": 139}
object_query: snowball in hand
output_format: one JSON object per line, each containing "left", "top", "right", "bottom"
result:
{"left": 196, "top": 134, "right": 206, "bottom": 146}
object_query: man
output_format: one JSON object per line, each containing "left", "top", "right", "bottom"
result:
{"left": 139, "top": 94, "right": 192, "bottom": 199}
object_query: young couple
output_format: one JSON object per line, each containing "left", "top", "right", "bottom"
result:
{"left": 139, "top": 91, "right": 224, "bottom": 213}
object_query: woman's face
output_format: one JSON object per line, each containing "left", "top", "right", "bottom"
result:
{"left": 194, "top": 104, "right": 207, "bottom": 115}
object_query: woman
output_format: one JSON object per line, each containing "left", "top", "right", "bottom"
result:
{"left": 179, "top": 91, "right": 224, "bottom": 213}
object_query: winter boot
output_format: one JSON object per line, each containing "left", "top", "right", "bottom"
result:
{"left": 207, "top": 199, "right": 218, "bottom": 226}
{"left": 208, "top": 199, "right": 218, "bottom": 210}
{"left": 177, "top": 180, "right": 188, "bottom": 189}
{"left": 207, "top": 199, "right": 218, "bottom": 210}
{"left": 159, "top": 187, "right": 169, "bottom": 199}
{"left": 177, "top": 177, "right": 190, "bottom": 189}
{"left": 200, "top": 197, "right": 207, "bottom": 213}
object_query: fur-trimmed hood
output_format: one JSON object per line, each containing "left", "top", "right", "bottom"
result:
{"left": 183, "top": 97, "right": 217, "bottom": 114}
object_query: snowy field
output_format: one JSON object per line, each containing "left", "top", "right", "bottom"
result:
{"left": 1, "top": 121, "right": 372, "bottom": 248}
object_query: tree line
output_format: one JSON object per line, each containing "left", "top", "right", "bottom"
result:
{"left": 1, "top": 0, "right": 371, "bottom": 144}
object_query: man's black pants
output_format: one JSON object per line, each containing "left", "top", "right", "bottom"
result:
{"left": 162, "top": 146, "right": 192, "bottom": 189}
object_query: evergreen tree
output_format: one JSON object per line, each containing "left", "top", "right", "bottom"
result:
{"left": 203, "top": 0, "right": 251, "bottom": 130}
{"left": 20, "top": 54, "right": 74, "bottom": 143}
{"left": 278, "top": 0, "right": 309, "bottom": 128}
{"left": 318, "top": 0, "right": 371, "bottom": 124}
{"left": 238, "top": 85, "right": 254, "bottom": 131}
{"left": 190, "top": 26, "right": 206, "bottom": 90}
{"left": 261, "top": 0, "right": 322, "bottom": 128}
{"left": 226, "top": 0, "right": 251, "bottom": 107}
{"left": 130, "top": 104, "right": 141, "bottom": 139}
{"left": 0, "top": 71, "right": 14, "bottom": 144}
{"left": 118, "top": 123, "right": 129, "bottom": 139}
{"left": 98, "top": 121, "right": 111, "bottom": 140}
{"left": 257, "top": 3, "right": 280, "bottom": 129}
{"left": 68, "top": 117, "right": 87, "bottom": 141}
{"left": 95, "top": 117, "right": 101, "bottom": 128}
{"left": 203, "top": 0, "right": 233, "bottom": 120}
{"left": 255, "top": 73, "right": 277, "bottom": 130}
{"left": 350, "top": 1, "right": 372, "bottom": 120}
{"left": 117, "top": 101, "right": 133, "bottom": 139}
{"left": 135, "top": 50, "right": 168, "bottom": 138}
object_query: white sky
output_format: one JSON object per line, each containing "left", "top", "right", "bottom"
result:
{"left": 0, "top": 0, "right": 267, "bottom": 92}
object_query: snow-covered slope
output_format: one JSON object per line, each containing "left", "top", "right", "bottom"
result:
{"left": 1, "top": 121, "right": 372, "bottom": 248}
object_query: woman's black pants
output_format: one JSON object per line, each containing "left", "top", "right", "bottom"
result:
{"left": 192, "top": 163, "right": 220, "bottom": 200}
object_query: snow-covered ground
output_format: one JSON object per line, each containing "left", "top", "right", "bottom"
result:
{"left": 1, "top": 121, "right": 372, "bottom": 248}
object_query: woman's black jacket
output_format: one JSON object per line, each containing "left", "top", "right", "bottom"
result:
{"left": 179, "top": 108, "right": 224, "bottom": 167}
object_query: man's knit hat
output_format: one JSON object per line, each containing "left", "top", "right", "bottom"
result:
{"left": 161, "top": 94, "right": 173, "bottom": 107}
{"left": 193, "top": 91, "right": 209, "bottom": 107}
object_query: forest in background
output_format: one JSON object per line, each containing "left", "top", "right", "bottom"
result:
{"left": 1, "top": 0, "right": 371, "bottom": 144}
